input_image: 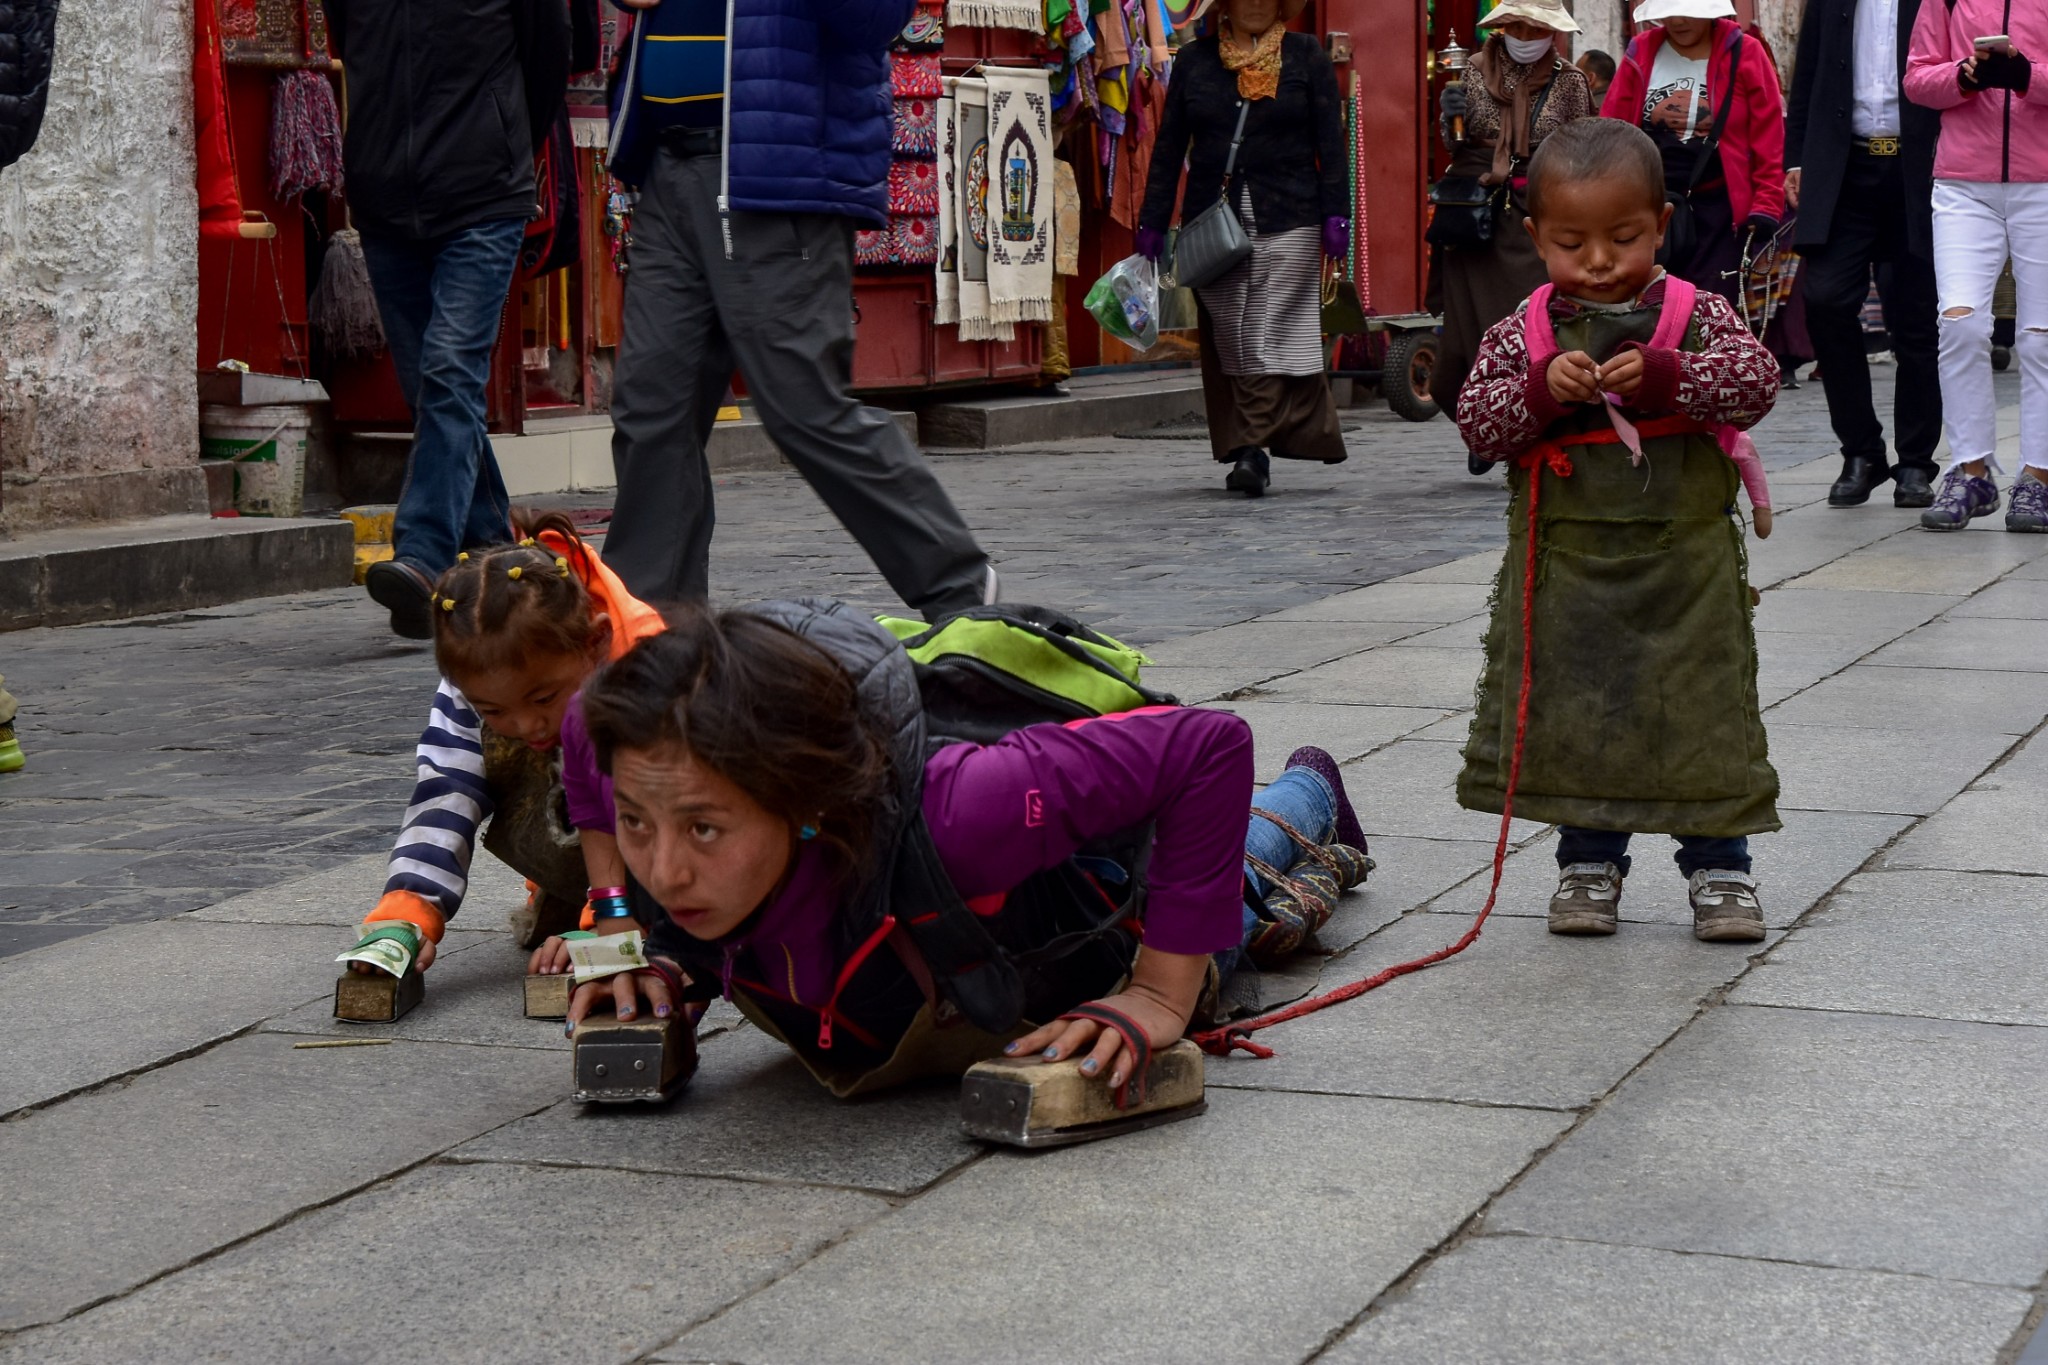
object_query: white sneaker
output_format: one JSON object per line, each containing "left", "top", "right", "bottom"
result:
{"left": 1688, "top": 869, "right": 1764, "bottom": 943}
{"left": 1548, "top": 861, "right": 1622, "bottom": 936}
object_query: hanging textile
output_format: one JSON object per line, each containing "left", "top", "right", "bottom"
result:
{"left": 269, "top": 68, "right": 344, "bottom": 200}
{"left": 1053, "top": 158, "right": 1080, "bottom": 276}
{"left": 194, "top": 0, "right": 249, "bottom": 239}
{"left": 983, "top": 65, "right": 1054, "bottom": 325}
{"left": 947, "top": 0, "right": 1042, "bottom": 33}
{"left": 946, "top": 77, "right": 1015, "bottom": 341}
{"left": 935, "top": 85, "right": 961, "bottom": 323}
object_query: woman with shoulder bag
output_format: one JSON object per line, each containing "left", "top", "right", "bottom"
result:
{"left": 1137, "top": 0, "right": 1349, "bottom": 499}
{"left": 1601, "top": 0, "right": 1785, "bottom": 305}
{"left": 1430, "top": 0, "right": 1592, "bottom": 425}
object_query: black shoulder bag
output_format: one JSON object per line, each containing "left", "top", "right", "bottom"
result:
{"left": 1659, "top": 34, "right": 1741, "bottom": 269}
{"left": 1426, "top": 65, "right": 1557, "bottom": 251}
{"left": 1173, "top": 100, "right": 1254, "bottom": 289}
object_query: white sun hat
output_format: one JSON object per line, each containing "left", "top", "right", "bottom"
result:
{"left": 1481, "top": 0, "right": 1582, "bottom": 34}
{"left": 1631, "top": 0, "right": 1737, "bottom": 20}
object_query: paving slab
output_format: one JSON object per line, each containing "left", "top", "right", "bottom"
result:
{"left": 1326, "top": 1236, "right": 2033, "bottom": 1365}
{"left": 1321, "top": 835, "right": 1496, "bottom": 947}
{"left": 1489, "top": 1004, "right": 2048, "bottom": 1287}
{"left": 0, "top": 1032, "right": 562, "bottom": 1330}
{"left": 1767, "top": 721, "right": 2013, "bottom": 815}
{"left": 1261, "top": 648, "right": 1485, "bottom": 712}
{"left": 0, "top": 917, "right": 397, "bottom": 1116}
{"left": 1209, "top": 913, "right": 1762, "bottom": 1109}
{"left": 1946, "top": 576, "right": 2048, "bottom": 619}
{"left": 663, "top": 1088, "right": 1568, "bottom": 1365}
{"left": 1885, "top": 786, "right": 2048, "bottom": 875}
{"left": 1257, "top": 580, "right": 1493, "bottom": 623}
{"left": 267, "top": 932, "right": 571, "bottom": 1050}
{"left": 187, "top": 848, "right": 529, "bottom": 930}
{"left": 1137, "top": 662, "right": 1284, "bottom": 704}
{"left": 0, "top": 1161, "right": 884, "bottom": 1364}
{"left": 1333, "top": 740, "right": 1548, "bottom": 844}
{"left": 1751, "top": 586, "right": 1957, "bottom": 638}
{"left": 1382, "top": 617, "right": 1488, "bottom": 650}
{"left": 1864, "top": 614, "right": 2048, "bottom": 672}
{"left": 1213, "top": 700, "right": 1448, "bottom": 776}
{"left": 455, "top": 1025, "right": 977, "bottom": 1195}
{"left": 1789, "top": 532, "right": 2048, "bottom": 597}
{"left": 1732, "top": 870, "right": 2048, "bottom": 1027}
{"left": 1764, "top": 663, "right": 2048, "bottom": 735}
{"left": 1391, "top": 553, "right": 1503, "bottom": 585}
{"left": 1751, "top": 631, "right": 1892, "bottom": 707}
{"left": 1144, "top": 619, "right": 1437, "bottom": 671}
{"left": 1743, "top": 517, "right": 1907, "bottom": 590}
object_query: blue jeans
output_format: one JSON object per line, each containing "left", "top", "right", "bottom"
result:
{"left": 360, "top": 217, "right": 525, "bottom": 576}
{"left": 1216, "top": 767, "right": 1339, "bottom": 975}
{"left": 1556, "top": 827, "right": 1752, "bottom": 879}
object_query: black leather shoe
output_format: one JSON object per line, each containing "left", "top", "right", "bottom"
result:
{"left": 1224, "top": 447, "right": 1270, "bottom": 498}
{"left": 1893, "top": 466, "right": 1936, "bottom": 508}
{"left": 1828, "top": 455, "right": 1892, "bottom": 508}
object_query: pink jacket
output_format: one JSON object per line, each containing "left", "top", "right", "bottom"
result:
{"left": 1905, "top": 0, "right": 2048, "bottom": 183}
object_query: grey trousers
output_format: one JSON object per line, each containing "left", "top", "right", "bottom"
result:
{"left": 602, "top": 149, "right": 990, "bottom": 617}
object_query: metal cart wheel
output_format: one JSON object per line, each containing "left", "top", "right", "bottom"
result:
{"left": 1381, "top": 330, "right": 1440, "bottom": 423}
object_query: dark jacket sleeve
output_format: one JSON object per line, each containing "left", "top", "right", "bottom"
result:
{"left": 512, "top": 0, "right": 570, "bottom": 150}
{"left": 322, "top": 0, "right": 346, "bottom": 58}
{"left": 1138, "top": 58, "right": 1192, "bottom": 232}
{"left": 1308, "top": 40, "right": 1346, "bottom": 220}
{"left": 1783, "top": 0, "right": 1824, "bottom": 166}
{"left": 812, "top": 0, "right": 916, "bottom": 54}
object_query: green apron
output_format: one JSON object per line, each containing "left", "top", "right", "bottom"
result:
{"left": 1456, "top": 304, "right": 1780, "bottom": 838}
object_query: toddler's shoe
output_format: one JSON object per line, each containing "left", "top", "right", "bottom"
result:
{"left": 1688, "top": 870, "right": 1765, "bottom": 942}
{"left": 1919, "top": 468, "right": 2000, "bottom": 531}
{"left": 0, "top": 721, "right": 21, "bottom": 773}
{"left": 1548, "top": 862, "right": 1622, "bottom": 935}
{"left": 2005, "top": 475, "right": 2048, "bottom": 533}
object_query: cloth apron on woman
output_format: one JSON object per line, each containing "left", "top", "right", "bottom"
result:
{"left": 1456, "top": 298, "right": 1781, "bottom": 838}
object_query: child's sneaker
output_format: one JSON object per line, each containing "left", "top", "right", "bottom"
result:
{"left": 0, "top": 721, "right": 21, "bottom": 774}
{"left": 2005, "top": 475, "right": 2048, "bottom": 533}
{"left": 1549, "top": 862, "right": 1622, "bottom": 935}
{"left": 1919, "top": 467, "right": 2000, "bottom": 530}
{"left": 1688, "top": 870, "right": 1765, "bottom": 942}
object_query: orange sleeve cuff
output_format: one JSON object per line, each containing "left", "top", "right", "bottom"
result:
{"left": 365, "top": 891, "right": 447, "bottom": 943}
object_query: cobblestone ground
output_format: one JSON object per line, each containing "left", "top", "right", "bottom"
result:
{"left": 5, "top": 368, "right": 2046, "bottom": 1363}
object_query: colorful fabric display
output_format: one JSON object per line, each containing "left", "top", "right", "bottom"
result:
{"left": 947, "top": 0, "right": 1042, "bottom": 34}
{"left": 890, "top": 52, "right": 943, "bottom": 98}
{"left": 939, "top": 77, "right": 1015, "bottom": 340}
{"left": 983, "top": 65, "right": 1055, "bottom": 325}
{"left": 887, "top": 158, "right": 941, "bottom": 216}
{"left": 891, "top": 214, "right": 939, "bottom": 265}
{"left": 892, "top": 97, "right": 939, "bottom": 157}
{"left": 855, "top": 225, "right": 893, "bottom": 268}
{"left": 894, "top": 4, "right": 944, "bottom": 50}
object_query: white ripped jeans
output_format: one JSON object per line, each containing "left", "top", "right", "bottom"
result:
{"left": 1932, "top": 179, "right": 2048, "bottom": 474}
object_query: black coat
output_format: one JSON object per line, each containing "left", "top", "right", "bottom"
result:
{"left": 0, "top": 0, "right": 58, "bottom": 172}
{"left": 324, "top": 0, "right": 568, "bottom": 240}
{"left": 1139, "top": 32, "right": 1346, "bottom": 238}
{"left": 1784, "top": 0, "right": 1939, "bottom": 256}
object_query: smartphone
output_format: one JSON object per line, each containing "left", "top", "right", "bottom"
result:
{"left": 1975, "top": 34, "right": 2013, "bottom": 53}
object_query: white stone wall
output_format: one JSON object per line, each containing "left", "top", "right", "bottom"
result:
{"left": 0, "top": 0, "right": 203, "bottom": 532}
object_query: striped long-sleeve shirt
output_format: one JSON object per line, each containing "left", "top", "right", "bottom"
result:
{"left": 367, "top": 680, "right": 494, "bottom": 940}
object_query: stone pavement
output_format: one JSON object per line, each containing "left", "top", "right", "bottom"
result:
{"left": 3, "top": 371, "right": 2047, "bottom": 1361}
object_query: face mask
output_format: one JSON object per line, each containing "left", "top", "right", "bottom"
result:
{"left": 1503, "top": 33, "right": 1555, "bottom": 64}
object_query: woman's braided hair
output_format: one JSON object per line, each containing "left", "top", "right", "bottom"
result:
{"left": 430, "top": 511, "right": 603, "bottom": 680}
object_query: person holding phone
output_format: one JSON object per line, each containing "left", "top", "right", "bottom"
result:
{"left": 1904, "top": 3, "right": 2048, "bottom": 530}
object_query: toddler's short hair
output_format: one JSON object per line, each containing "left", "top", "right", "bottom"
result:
{"left": 1525, "top": 118, "right": 1665, "bottom": 220}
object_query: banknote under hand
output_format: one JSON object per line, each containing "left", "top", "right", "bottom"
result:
{"left": 335, "top": 922, "right": 421, "bottom": 979}
{"left": 569, "top": 928, "right": 651, "bottom": 984}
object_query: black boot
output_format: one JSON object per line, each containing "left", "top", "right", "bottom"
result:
{"left": 1893, "top": 465, "right": 1936, "bottom": 508}
{"left": 1828, "top": 454, "right": 1892, "bottom": 508}
{"left": 1225, "top": 447, "right": 1270, "bottom": 498}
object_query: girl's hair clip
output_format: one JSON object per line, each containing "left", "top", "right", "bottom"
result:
{"left": 507, "top": 566, "right": 523, "bottom": 580}
{"left": 456, "top": 552, "right": 470, "bottom": 562}
{"left": 518, "top": 537, "right": 538, "bottom": 548}
{"left": 555, "top": 556, "right": 571, "bottom": 575}
{"left": 440, "top": 596, "right": 457, "bottom": 612}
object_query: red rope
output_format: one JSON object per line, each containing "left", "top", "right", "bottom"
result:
{"left": 1191, "top": 439, "right": 1576, "bottom": 1060}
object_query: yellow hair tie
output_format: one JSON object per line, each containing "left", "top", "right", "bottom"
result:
{"left": 555, "top": 556, "right": 570, "bottom": 576}
{"left": 440, "top": 597, "right": 456, "bottom": 612}
{"left": 507, "top": 566, "right": 523, "bottom": 580}
{"left": 518, "top": 538, "right": 537, "bottom": 548}
{"left": 456, "top": 552, "right": 470, "bottom": 563}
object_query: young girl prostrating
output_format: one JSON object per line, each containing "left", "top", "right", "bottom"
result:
{"left": 343, "top": 514, "right": 665, "bottom": 976}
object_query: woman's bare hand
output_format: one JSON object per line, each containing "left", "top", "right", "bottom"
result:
{"left": 1005, "top": 989, "right": 1186, "bottom": 1093}
{"left": 527, "top": 935, "right": 573, "bottom": 975}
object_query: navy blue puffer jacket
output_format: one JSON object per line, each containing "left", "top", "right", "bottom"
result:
{"left": 0, "top": 0, "right": 59, "bottom": 172}
{"left": 607, "top": 0, "right": 910, "bottom": 225}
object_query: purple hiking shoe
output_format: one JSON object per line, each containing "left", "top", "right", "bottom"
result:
{"left": 2005, "top": 474, "right": 2048, "bottom": 533}
{"left": 1284, "top": 746, "right": 1367, "bottom": 853}
{"left": 1920, "top": 467, "right": 2000, "bottom": 531}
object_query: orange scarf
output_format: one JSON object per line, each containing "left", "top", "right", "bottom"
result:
{"left": 1219, "top": 19, "right": 1284, "bottom": 101}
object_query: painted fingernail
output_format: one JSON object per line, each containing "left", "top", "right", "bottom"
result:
{"left": 655, "top": 1004, "right": 671, "bottom": 1018}
{"left": 1002, "top": 1042, "right": 1019, "bottom": 1054}
{"left": 1042, "top": 1047, "right": 1059, "bottom": 1059}
{"left": 563, "top": 1022, "right": 575, "bottom": 1037}
{"left": 1081, "top": 1058, "right": 1099, "bottom": 1074}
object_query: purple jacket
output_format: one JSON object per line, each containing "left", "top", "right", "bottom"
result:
{"left": 674, "top": 706, "right": 1254, "bottom": 1031}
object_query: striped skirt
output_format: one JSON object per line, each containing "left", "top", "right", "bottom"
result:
{"left": 1195, "top": 195, "right": 1326, "bottom": 378}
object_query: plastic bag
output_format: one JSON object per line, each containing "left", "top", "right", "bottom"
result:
{"left": 1083, "top": 254, "right": 1160, "bottom": 351}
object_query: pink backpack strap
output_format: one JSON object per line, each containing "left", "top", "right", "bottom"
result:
{"left": 1648, "top": 274, "right": 1697, "bottom": 350}
{"left": 1521, "top": 284, "right": 1559, "bottom": 360}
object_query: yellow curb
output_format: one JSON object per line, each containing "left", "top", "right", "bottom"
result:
{"left": 353, "top": 542, "right": 395, "bottom": 585}
{"left": 339, "top": 505, "right": 397, "bottom": 545}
